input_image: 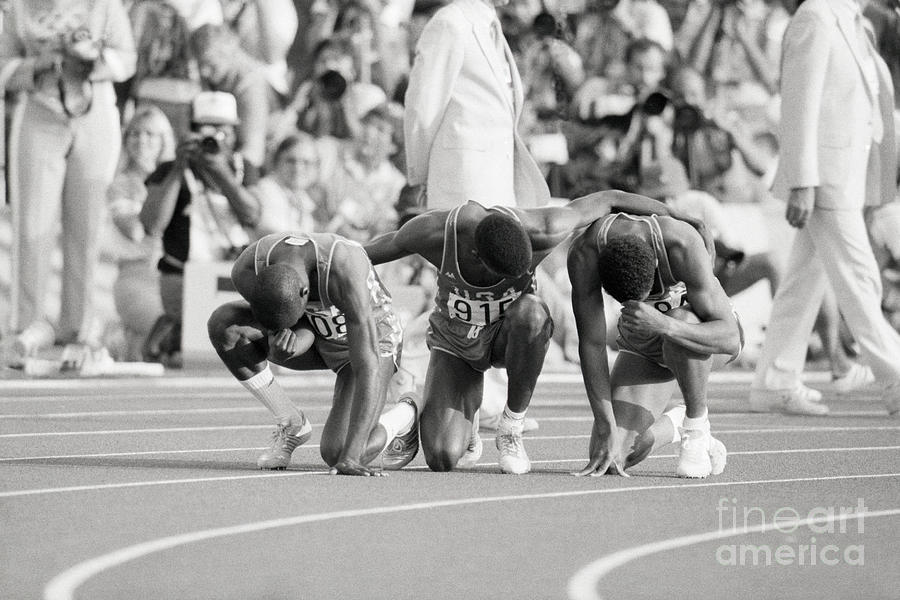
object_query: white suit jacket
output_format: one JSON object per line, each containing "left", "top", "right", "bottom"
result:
{"left": 773, "top": 0, "right": 896, "bottom": 209}
{"left": 404, "top": 0, "right": 550, "bottom": 209}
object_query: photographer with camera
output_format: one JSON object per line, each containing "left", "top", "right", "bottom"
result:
{"left": 139, "top": 91, "right": 260, "bottom": 366}
{"left": 0, "top": 0, "right": 136, "bottom": 364}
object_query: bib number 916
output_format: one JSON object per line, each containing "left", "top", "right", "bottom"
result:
{"left": 447, "top": 292, "right": 518, "bottom": 325}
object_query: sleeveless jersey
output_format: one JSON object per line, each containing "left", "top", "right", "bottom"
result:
{"left": 254, "top": 232, "right": 394, "bottom": 343}
{"left": 433, "top": 204, "right": 536, "bottom": 338}
{"left": 596, "top": 213, "right": 687, "bottom": 313}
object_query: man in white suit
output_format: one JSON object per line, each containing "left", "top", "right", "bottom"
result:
{"left": 749, "top": 0, "right": 900, "bottom": 416}
{"left": 404, "top": 0, "right": 551, "bottom": 210}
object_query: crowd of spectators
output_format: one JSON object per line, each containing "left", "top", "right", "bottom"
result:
{"left": 1, "top": 0, "right": 899, "bottom": 370}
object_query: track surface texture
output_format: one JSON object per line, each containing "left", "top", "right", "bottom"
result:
{"left": 2, "top": 368, "right": 898, "bottom": 600}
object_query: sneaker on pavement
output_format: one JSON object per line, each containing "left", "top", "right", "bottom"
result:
{"left": 381, "top": 394, "right": 420, "bottom": 470}
{"left": 496, "top": 423, "right": 530, "bottom": 475}
{"left": 884, "top": 382, "right": 900, "bottom": 416}
{"left": 832, "top": 363, "right": 875, "bottom": 394}
{"left": 676, "top": 428, "right": 714, "bottom": 478}
{"left": 257, "top": 417, "right": 313, "bottom": 470}
{"left": 749, "top": 385, "right": 827, "bottom": 415}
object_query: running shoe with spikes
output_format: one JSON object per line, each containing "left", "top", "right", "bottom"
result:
{"left": 382, "top": 393, "right": 420, "bottom": 470}
{"left": 257, "top": 417, "right": 313, "bottom": 470}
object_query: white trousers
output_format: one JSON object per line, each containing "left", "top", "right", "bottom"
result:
{"left": 753, "top": 208, "right": 900, "bottom": 388}
{"left": 8, "top": 90, "right": 121, "bottom": 341}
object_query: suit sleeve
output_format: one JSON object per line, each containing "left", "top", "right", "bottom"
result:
{"left": 403, "top": 13, "right": 465, "bottom": 186}
{"left": 778, "top": 9, "right": 830, "bottom": 189}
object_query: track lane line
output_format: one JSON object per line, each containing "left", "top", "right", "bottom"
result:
{"left": 42, "top": 472, "right": 900, "bottom": 600}
{"left": 567, "top": 508, "right": 900, "bottom": 600}
{"left": 5, "top": 445, "right": 900, "bottom": 497}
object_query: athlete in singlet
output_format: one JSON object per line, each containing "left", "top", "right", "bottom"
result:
{"left": 365, "top": 191, "right": 700, "bottom": 474}
{"left": 568, "top": 212, "right": 744, "bottom": 479}
{"left": 207, "top": 232, "right": 417, "bottom": 476}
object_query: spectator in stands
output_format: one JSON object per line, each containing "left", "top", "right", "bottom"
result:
{"left": 191, "top": 23, "right": 272, "bottom": 175}
{"left": 119, "top": 0, "right": 196, "bottom": 119}
{"left": 319, "top": 103, "right": 405, "bottom": 242}
{"left": 676, "top": 0, "right": 782, "bottom": 115}
{"left": 252, "top": 132, "right": 325, "bottom": 238}
{"left": 572, "top": 0, "right": 673, "bottom": 85}
{"left": 220, "top": 0, "right": 298, "bottom": 102}
{"left": 140, "top": 91, "right": 260, "bottom": 366}
{"left": 667, "top": 65, "right": 772, "bottom": 202}
{"left": 106, "top": 105, "right": 175, "bottom": 361}
{"left": 277, "top": 38, "right": 387, "bottom": 142}
{"left": 0, "top": 0, "right": 136, "bottom": 364}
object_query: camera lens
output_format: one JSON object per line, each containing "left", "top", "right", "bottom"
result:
{"left": 642, "top": 91, "right": 670, "bottom": 116}
{"left": 200, "top": 135, "right": 221, "bottom": 154}
{"left": 318, "top": 70, "right": 348, "bottom": 102}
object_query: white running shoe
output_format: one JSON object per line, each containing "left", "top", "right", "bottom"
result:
{"left": 496, "top": 423, "right": 531, "bottom": 475}
{"left": 832, "top": 363, "right": 875, "bottom": 394}
{"left": 456, "top": 431, "right": 484, "bottom": 469}
{"left": 257, "top": 417, "right": 313, "bottom": 470}
{"left": 676, "top": 428, "right": 713, "bottom": 478}
{"left": 709, "top": 436, "right": 727, "bottom": 475}
{"left": 749, "top": 385, "right": 827, "bottom": 415}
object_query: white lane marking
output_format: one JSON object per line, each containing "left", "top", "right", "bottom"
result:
{"left": 0, "top": 405, "right": 335, "bottom": 419}
{"left": 567, "top": 508, "right": 900, "bottom": 600}
{"left": 0, "top": 425, "right": 276, "bottom": 438}
{"left": 6, "top": 442, "right": 900, "bottom": 465}
{"left": 0, "top": 471, "right": 328, "bottom": 498}
{"left": 5, "top": 444, "right": 900, "bottom": 497}
{"left": 4, "top": 423, "right": 899, "bottom": 442}
{"left": 42, "top": 472, "right": 900, "bottom": 600}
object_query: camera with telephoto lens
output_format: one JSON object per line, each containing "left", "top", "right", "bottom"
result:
{"left": 317, "top": 69, "right": 348, "bottom": 102}
{"left": 640, "top": 90, "right": 707, "bottom": 134}
{"left": 189, "top": 130, "right": 227, "bottom": 154}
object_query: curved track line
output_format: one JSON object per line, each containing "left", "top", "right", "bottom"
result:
{"left": 567, "top": 508, "right": 900, "bottom": 600}
{"left": 42, "top": 472, "right": 900, "bottom": 600}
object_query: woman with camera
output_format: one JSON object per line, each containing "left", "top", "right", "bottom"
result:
{"left": 0, "top": 0, "right": 136, "bottom": 363}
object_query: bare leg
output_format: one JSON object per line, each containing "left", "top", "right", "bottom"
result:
{"left": 419, "top": 350, "right": 483, "bottom": 471}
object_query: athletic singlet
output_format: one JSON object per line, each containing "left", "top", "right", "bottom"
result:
{"left": 433, "top": 203, "right": 536, "bottom": 338}
{"left": 253, "top": 232, "right": 394, "bottom": 342}
{"left": 596, "top": 213, "right": 687, "bottom": 313}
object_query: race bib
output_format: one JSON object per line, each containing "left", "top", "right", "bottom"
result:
{"left": 446, "top": 291, "right": 520, "bottom": 326}
{"left": 307, "top": 308, "right": 347, "bottom": 340}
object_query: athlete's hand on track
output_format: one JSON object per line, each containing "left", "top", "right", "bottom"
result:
{"left": 329, "top": 458, "right": 385, "bottom": 477}
{"left": 572, "top": 428, "right": 630, "bottom": 477}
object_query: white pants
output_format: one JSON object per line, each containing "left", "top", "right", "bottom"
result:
{"left": 8, "top": 89, "right": 121, "bottom": 341}
{"left": 754, "top": 208, "right": 900, "bottom": 388}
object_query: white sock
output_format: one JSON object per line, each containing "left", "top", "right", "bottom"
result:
{"left": 682, "top": 408, "right": 710, "bottom": 432}
{"left": 378, "top": 400, "right": 416, "bottom": 446}
{"left": 241, "top": 366, "right": 303, "bottom": 423}
{"left": 663, "top": 405, "right": 686, "bottom": 444}
{"left": 499, "top": 406, "right": 526, "bottom": 432}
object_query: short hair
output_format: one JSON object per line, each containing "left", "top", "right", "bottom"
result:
{"left": 474, "top": 213, "right": 532, "bottom": 277}
{"left": 598, "top": 236, "right": 658, "bottom": 303}
{"left": 251, "top": 264, "right": 308, "bottom": 331}
{"left": 624, "top": 38, "right": 667, "bottom": 66}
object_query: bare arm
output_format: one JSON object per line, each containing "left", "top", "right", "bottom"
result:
{"left": 525, "top": 190, "right": 713, "bottom": 257}
{"left": 567, "top": 231, "right": 626, "bottom": 476}
{"left": 623, "top": 219, "right": 741, "bottom": 357}
{"left": 363, "top": 212, "right": 444, "bottom": 266}
{"left": 330, "top": 244, "right": 388, "bottom": 467}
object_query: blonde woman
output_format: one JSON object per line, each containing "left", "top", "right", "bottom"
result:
{"left": 106, "top": 105, "right": 175, "bottom": 360}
